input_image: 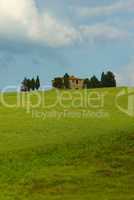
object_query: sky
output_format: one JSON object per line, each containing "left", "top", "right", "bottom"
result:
{"left": 0, "top": 0, "right": 134, "bottom": 89}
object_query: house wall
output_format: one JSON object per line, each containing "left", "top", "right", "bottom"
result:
{"left": 69, "top": 80, "right": 84, "bottom": 89}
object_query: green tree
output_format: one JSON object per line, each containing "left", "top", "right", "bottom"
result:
{"left": 63, "top": 73, "right": 70, "bottom": 89}
{"left": 26, "top": 79, "right": 31, "bottom": 91}
{"left": 21, "top": 78, "right": 28, "bottom": 91}
{"left": 101, "top": 72, "right": 107, "bottom": 87}
{"left": 52, "top": 77, "right": 64, "bottom": 89}
{"left": 106, "top": 71, "right": 116, "bottom": 87}
{"left": 84, "top": 78, "right": 91, "bottom": 89}
{"left": 35, "top": 76, "right": 40, "bottom": 90}
{"left": 90, "top": 75, "right": 100, "bottom": 88}
{"left": 31, "top": 78, "right": 36, "bottom": 90}
{"left": 101, "top": 71, "right": 116, "bottom": 88}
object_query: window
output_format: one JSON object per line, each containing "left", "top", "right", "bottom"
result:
{"left": 76, "top": 80, "right": 79, "bottom": 84}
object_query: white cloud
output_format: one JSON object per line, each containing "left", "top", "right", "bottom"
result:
{"left": 31, "top": 13, "right": 80, "bottom": 47}
{"left": 76, "top": 0, "right": 134, "bottom": 17}
{"left": 0, "top": 0, "right": 129, "bottom": 47}
{"left": 0, "top": 0, "right": 80, "bottom": 47}
{"left": 0, "top": 0, "right": 36, "bottom": 37}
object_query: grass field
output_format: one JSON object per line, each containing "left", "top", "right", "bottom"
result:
{"left": 0, "top": 87, "right": 133, "bottom": 200}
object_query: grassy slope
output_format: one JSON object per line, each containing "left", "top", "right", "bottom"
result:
{"left": 0, "top": 88, "right": 133, "bottom": 200}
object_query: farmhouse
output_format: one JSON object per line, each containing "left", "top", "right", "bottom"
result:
{"left": 68, "top": 76, "right": 84, "bottom": 89}
{"left": 52, "top": 75, "right": 84, "bottom": 89}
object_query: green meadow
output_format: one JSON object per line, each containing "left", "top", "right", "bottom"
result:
{"left": 0, "top": 88, "right": 133, "bottom": 200}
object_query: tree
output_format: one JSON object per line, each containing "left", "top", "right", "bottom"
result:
{"left": 21, "top": 78, "right": 28, "bottom": 91}
{"left": 84, "top": 78, "right": 91, "bottom": 88}
{"left": 106, "top": 71, "right": 116, "bottom": 87}
{"left": 63, "top": 73, "right": 70, "bottom": 89}
{"left": 21, "top": 76, "right": 41, "bottom": 92}
{"left": 31, "top": 78, "right": 36, "bottom": 90}
{"left": 52, "top": 77, "right": 64, "bottom": 89}
{"left": 101, "top": 71, "right": 116, "bottom": 87}
{"left": 101, "top": 72, "right": 106, "bottom": 87}
{"left": 35, "top": 76, "right": 40, "bottom": 90}
{"left": 90, "top": 75, "right": 100, "bottom": 88}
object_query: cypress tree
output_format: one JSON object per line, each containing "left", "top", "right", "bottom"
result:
{"left": 21, "top": 78, "right": 28, "bottom": 91}
{"left": 35, "top": 76, "right": 40, "bottom": 90}
{"left": 31, "top": 78, "right": 36, "bottom": 90}
{"left": 101, "top": 72, "right": 106, "bottom": 87}
{"left": 26, "top": 79, "right": 30, "bottom": 91}
{"left": 63, "top": 73, "right": 70, "bottom": 89}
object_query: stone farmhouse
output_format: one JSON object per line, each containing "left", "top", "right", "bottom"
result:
{"left": 52, "top": 75, "right": 84, "bottom": 89}
{"left": 68, "top": 76, "right": 84, "bottom": 89}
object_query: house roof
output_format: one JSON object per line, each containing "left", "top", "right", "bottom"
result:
{"left": 68, "top": 76, "right": 83, "bottom": 81}
{"left": 52, "top": 75, "right": 83, "bottom": 81}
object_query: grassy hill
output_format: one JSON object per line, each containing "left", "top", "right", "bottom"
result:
{"left": 0, "top": 88, "right": 133, "bottom": 200}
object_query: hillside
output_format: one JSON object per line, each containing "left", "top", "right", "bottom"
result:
{"left": 0, "top": 88, "right": 133, "bottom": 200}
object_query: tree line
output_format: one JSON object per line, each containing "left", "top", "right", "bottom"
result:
{"left": 21, "top": 76, "right": 40, "bottom": 91}
{"left": 84, "top": 71, "right": 116, "bottom": 88}
{"left": 52, "top": 71, "right": 116, "bottom": 89}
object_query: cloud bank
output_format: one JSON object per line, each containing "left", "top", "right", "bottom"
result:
{"left": 0, "top": 0, "right": 128, "bottom": 48}
{"left": 0, "top": 0, "right": 79, "bottom": 47}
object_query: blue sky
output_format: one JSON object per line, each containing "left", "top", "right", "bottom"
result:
{"left": 0, "top": 0, "right": 134, "bottom": 89}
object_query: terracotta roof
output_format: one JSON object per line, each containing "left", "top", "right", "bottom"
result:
{"left": 68, "top": 76, "right": 82, "bottom": 80}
